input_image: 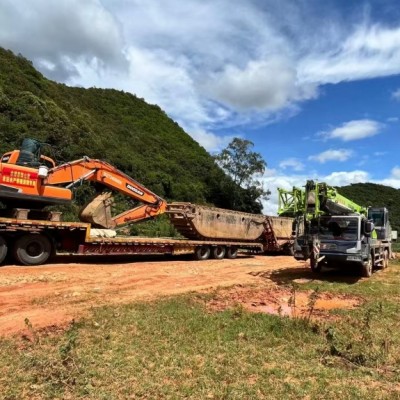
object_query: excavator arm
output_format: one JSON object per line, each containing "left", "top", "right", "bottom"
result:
{"left": 45, "top": 157, "right": 167, "bottom": 228}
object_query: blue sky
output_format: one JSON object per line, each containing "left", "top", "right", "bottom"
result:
{"left": 1, "top": 0, "right": 400, "bottom": 213}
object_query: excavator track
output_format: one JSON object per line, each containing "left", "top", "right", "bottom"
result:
{"left": 166, "top": 202, "right": 267, "bottom": 242}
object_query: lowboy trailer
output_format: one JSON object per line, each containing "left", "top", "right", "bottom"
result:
{"left": 0, "top": 214, "right": 262, "bottom": 266}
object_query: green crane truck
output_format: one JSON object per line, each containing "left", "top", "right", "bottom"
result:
{"left": 278, "top": 180, "right": 392, "bottom": 277}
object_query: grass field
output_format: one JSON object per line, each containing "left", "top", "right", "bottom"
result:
{"left": 1, "top": 261, "right": 400, "bottom": 399}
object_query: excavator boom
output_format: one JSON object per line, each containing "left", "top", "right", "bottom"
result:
{"left": 0, "top": 139, "right": 167, "bottom": 228}
{"left": 45, "top": 157, "right": 167, "bottom": 228}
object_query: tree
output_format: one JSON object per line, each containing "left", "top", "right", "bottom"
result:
{"left": 215, "top": 138, "right": 270, "bottom": 213}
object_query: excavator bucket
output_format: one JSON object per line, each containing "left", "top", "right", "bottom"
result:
{"left": 166, "top": 202, "right": 266, "bottom": 241}
{"left": 79, "top": 192, "right": 116, "bottom": 229}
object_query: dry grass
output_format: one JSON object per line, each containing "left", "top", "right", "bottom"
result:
{"left": 1, "top": 262, "right": 400, "bottom": 399}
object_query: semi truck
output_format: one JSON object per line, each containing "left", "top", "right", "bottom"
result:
{"left": 279, "top": 180, "right": 392, "bottom": 277}
{"left": 0, "top": 138, "right": 290, "bottom": 266}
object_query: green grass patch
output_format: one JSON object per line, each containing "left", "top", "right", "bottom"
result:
{"left": 1, "top": 263, "right": 400, "bottom": 399}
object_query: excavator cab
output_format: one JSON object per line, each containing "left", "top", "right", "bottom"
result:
{"left": 0, "top": 138, "right": 71, "bottom": 208}
{"left": 1, "top": 138, "right": 56, "bottom": 169}
{"left": 16, "top": 138, "right": 42, "bottom": 167}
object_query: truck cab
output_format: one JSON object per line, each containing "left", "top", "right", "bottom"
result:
{"left": 293, "top": 207, "right": 391, "bottom": 276}
{"left": 294, "top": 214, "right": 366, "bottom": 263}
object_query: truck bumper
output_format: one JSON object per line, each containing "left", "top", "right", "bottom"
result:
{"left": 319, "top": 252, "right": 364, "bottom": 266}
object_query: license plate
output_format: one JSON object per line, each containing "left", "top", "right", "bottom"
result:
{"left": 347, "top": 255, "right": 360, "bottom": 261}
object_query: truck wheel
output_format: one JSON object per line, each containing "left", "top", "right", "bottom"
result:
{"left": 226, "top": 247, "right": 238, "bottom": 259}
{"left": 14, "top": 234, "right": 52, "bottom": 266}
{"left": 212, "top": 246, "right": 226, "bottom": 260}
{"left": 310, "top": 258, "right": 321, "bottom": 273}
{"left": 0, "top": 237, "right": 8, "bottom": 265}
{"left": 361, "top": 256, "right": 373, "bottom": 277}
{"left": 383, "top": 250, "right": 389, "bottom": 269}
{"left": 194, "top": 246, "right": 211, "bottom": 261}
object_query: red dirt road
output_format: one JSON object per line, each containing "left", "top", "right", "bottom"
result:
{"left": 0, "top": 255, "right": 305, "bottom": 336}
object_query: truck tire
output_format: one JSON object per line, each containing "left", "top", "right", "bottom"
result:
{"left": 194, "top": 246, "right": 211, "bottom": 261}
{"left": 361, "top": 256, "right": 373, "bottom": 277}
{"left": 310, "top": 258, "right": 321, "bottom": 273}
{"left": 0, "top": 237, "right": 8, "bottom": 265}
{"left": 383, "top": 250, "right": 389, "bottom": 269}
{"left": 212, "top": 245, "right": 226, "bottom": 260}
{"left": 13, "top": 234, "right": 52, "bottom": 266}
{"left": 226, "top": 247, "right": 238, "bottom": 259}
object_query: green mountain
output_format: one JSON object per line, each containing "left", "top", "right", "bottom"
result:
{"left": 0, "top": 47, "right": 261, "bottom": 213}
{"left": 338, "top": 183, "right": 400, "bottom": 232}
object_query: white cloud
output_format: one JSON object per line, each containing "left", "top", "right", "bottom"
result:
{"left": 0, "top": 0, "right": 127, "bottom": 81}
{"left": 392, "top": 88, "right": 400, "bottom": 101}
{"left": 186, "top": 127, "right": 234, "bottom": 153}
{"left": 320, "top": 120, "right": 383, "bottom": 142}
{"left": 2, "top": 1, "right": 400, "bottom": 153}
{"left": 208, "top": 58, "right": 318, "bottom": 112}
{"left": 323, "top": 170, "right": 370, "bottom": 186}
{"left": 390, "top": 166, "right": 400, "bottom": 179}
{"left": 309, "top": 149, "right": 353, "bottom": 163}
{"left": 376, "top": 166, "right": 400, "bottom": 188}
{"left": 279, "top": 158, "right": 304, "bottom": 171}
{"left": 299, "top": 24, "right": 400, "bottom": 84}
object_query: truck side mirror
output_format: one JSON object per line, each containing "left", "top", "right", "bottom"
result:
{"left": 364, "top": 221, "right": 374, "bottom": 236}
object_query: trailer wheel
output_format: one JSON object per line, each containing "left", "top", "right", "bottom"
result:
{"left": 283, "top": 243, "right": 294, "bottom": 256}
{"left": 194, "top": 246, "right": 211, "bottom": 261}
{"left": 361, "top": 255, "right": 373, "bottom": 277}
{"left": 14, "top": 234, "right": 52, "bottom": 266}
{"left": 212, "top": 245, "right": 226, "bottom": 260}
{"left": 226, "top": 247, "right": 238, "bottom": 259}
{"left": 0, "top": 237, "right": 8, "bottom": 265}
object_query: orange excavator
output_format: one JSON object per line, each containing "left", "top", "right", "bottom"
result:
{"left": 0, "top": 138, "right": 167, "bottom": 228}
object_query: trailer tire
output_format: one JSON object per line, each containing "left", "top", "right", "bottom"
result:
{"left": 226, "top": 247, "right": 238, "bottom": 259}
{"left": 0, "top": 237, "right": 8, "bottom": 265}
{"left": 194, "top": 246, "right": 211, "bottom": 261}
{"left": 283, "top": 243, "right": 294, "bottom": 256}
{"left": 14, "top": 234, "right": 52, "bottom": 266}
{"left": 212, "top": 246, "right": 226, "bottom": 260}
{"left": 361, "top": 255, "right": 373, "bottom": 277}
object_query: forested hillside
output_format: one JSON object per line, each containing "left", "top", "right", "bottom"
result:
{"left": 0, "top": 47, "right": 261, "bottom": 213}
{"left": 338, "top": 183, "right": 400, "bottom": 232}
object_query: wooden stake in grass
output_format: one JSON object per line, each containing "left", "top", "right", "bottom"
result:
{"left": 288, "top": 282, "right": 299, "bottom": 318}
{"left": 307, "top": 288, "right": 320, "bottom": 322}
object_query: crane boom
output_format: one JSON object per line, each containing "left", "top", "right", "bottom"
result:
{"left": 303, "top": 180, "right": 366, "bottom": 217}
{"left": 278, "top": 180, "right": 366, "bottom": 218}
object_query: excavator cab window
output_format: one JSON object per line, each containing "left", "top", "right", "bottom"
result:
{"left": 16, "top": 138, "right": 42, "bottom": 167}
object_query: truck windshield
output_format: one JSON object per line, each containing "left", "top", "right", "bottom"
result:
{"left": 311, "top": 217, "right": 359, "bottom": 241}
